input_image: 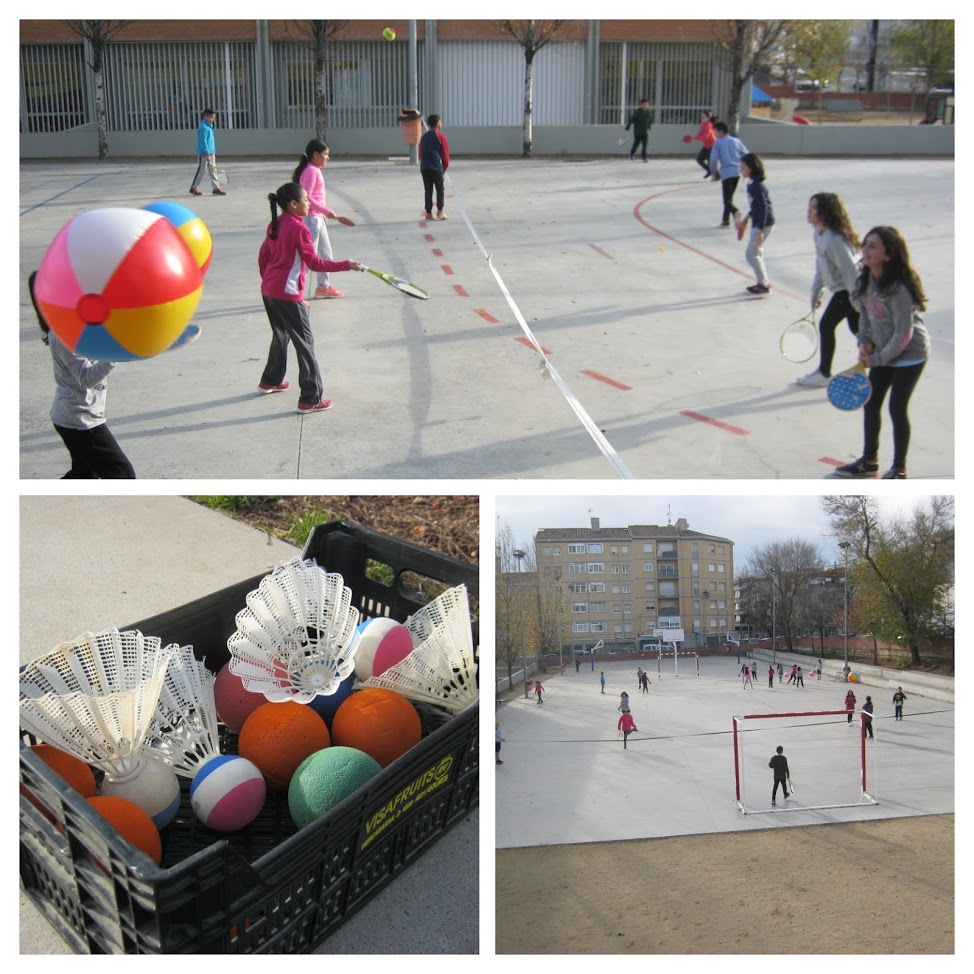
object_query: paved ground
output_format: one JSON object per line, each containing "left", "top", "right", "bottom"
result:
{"left": 495, "top": 655, "right": 954, "bottom": 848}
{"left": 19, "top": 496, "right": 478, "bottom": 954}
{"left": 20, "top": 156, "right": 954, "bottom": 480}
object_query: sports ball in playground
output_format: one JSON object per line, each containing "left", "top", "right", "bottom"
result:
{"left": 213, "top": 660, "right": 269, "bottom": 733}
{"left": 331, "top": 688, "right": 421, "bottom": 768}
{"left": 189, "top": 754, "right": 266, "bottom": 832}
{"left": 142, "top": 200, "right": 213, "bottom": 275}
{"left": 382, "top": 27, "right": 396, "bottom": 41}
{"left": 288, "top": 746, "right": 382, "bottom": 829}
{"left": 238, "top": 701, "right": 331, "bottom": 792}
{"left": 87, "top": 795, "right": 162, "bottom": 865}
{"left": 307, "top": 672, "right": 356, "bottom": 727}
{"left": 353, "top": 618, "right": 413, "bottom": 681}
{"left": 32, "top": 207, "right": 204, "bottom": 361}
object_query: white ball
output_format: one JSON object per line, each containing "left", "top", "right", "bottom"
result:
{"left": 100, "top": 750, "right": 181, "bottom": 829}
{"left": 190, "top": 755, "right": 266, "bottom": 831}
{"left": 354, "top": 618, "right": 413, "bottom": 681}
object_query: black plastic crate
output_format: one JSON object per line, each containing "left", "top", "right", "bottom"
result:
{"left": 20, "top": 521, "right": 479, "bottom": 954}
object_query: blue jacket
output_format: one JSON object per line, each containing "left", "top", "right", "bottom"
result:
{"left": 196, "top": 118, "right": 215, "bottom": 155}
{"left": 710, "top": 134, "right": 748, "bottom": 178}
{"left": 746, "top": 178, "right": 775, "bottom": 230}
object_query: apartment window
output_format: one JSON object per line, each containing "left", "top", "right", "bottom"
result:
{"left": 573, "top": 622, "right": 590, "bottom": 633}
{"left": 692, "top": 562, "right": 699, "bottom": 578}
{"left": 644, "top": 581, "right": 655, "bottom": 592}
{"left": 624, "top": 623, "right": 634, "bottom": 633}
{"left": 717, "top": 545, "right": 725, "bottom": 555}
{"left": 691, "top": 544, "right": 698, "bottom": 558}
{"left": 643, "top": 543, "right": 654, "bottom": 553}
{"left": 659, "top": 581, "right": 677, "bottom": 597}
{"left": 591, "top": 622, "right": 608, "bottom": 633}
{"left": 614, "top": 622, "right": 623, "bottom": 633}
{"left": 588, "top": 562, "right": 604, "bottom": 573}
{"left": 591, "top": 601, "right": 607, "bottom": 612}
{"left": 620, "top": 546, "right": 629, "bottom": 554}
{"left": 718, "top": 600, "right": 726, "bottom": 609}
{"left": 708, "top": 544, "right": 715, "bottom": 554}
{"left": 569, "top": 562, "right": 585, "bottom": 574}
{"left": 589, "top": 582, "right": 606, "bottom": 593}
{"left": 693, "top": 600, "right": 701, "bottom": 616}
{"left": 612, "top": 584, "right": 621, "bottom": 594}
{"left": 710, "top": 600, "right": 717, "bottom": 610}
{"left": 708, "top": 563, "right": 716, "bottom": 572}
{"left": 571, "top": 602, "right": 588, "bottom": 613}
{"left": 643, "top": 562, "right": 655, "bottom": 573}
{"left": 718, "top": 582, "right": 726, "bottom": 592}
{"left": 569, "top": 582, "right": 587, "bottom": 593}
{"left": 610, "top": 546, "right": 618, "bottom": 555}
{"left": 613, "top": 603, "right": 622, "bottom": 613}
{"left": 568, "top": 543, "right": 585, "bottom": 553}
{"left": 620, "top": 565, "right": 630, "bottom": 574}
{"left": 718, "top": 564, "right": 725, "bottom": 573}
{"left": 551, "top": 546, "right": 561, "bottom": 555}
{"left": 709, "top": 619, "right": 718, "bottom": 628}
{"left": 587, "top": 543, "right": 604, "bottom": 553}
{"left": 622, "top": 584, "right": 632, "bottom": 594}
{"left": 645, "top": 617, "right": 656, "bottom": 628}
{"left": 611, "top": 565, "right": 620, "bottom": 574}
{"left": 645, "top": 601, "right": 656, "bottom": 611}
{"left": 623, "top": 602, "right": 632, "bottom": 614}
{"left": 709, "top": 581, "right": 717, "bottom": 591}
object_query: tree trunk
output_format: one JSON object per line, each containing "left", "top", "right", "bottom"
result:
{"left": 94, "top": 67, "right": 108, "bottom": 159}
{"left": 522, "top": 50, "right": 535, "bottom": 158}
{"left": 865, "top": 20, "right": 879, "bottom": 92}
{"left": 314, "top": 43, "right": 328, "bottom": 141}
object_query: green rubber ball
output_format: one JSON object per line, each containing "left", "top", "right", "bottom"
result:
{"left": 288, "top": 746, "right": 383, "bottom": 829}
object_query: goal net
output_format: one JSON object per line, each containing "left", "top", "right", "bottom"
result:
{"left": 733, "top": 709, "right": 879, "bottom": 814}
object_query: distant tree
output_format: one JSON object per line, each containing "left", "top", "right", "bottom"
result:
{"left": 711, "top": 20, "right": 789, "bottom": 130}
{"left": 744, "top": 539, "right": 824, "bottom": 651}
{"left": 889, "top": 20, "right": 955, "bottom": 89}
{"left": 495, "top": 523, "right": 540, "bottom": 691}
{"left": 781, "top": 20, "right": 850, "bottom": 110}
{"left": 864, "top": 20, "right": 881, "bottom": 91}
{"left": 822, "top": 496, "right": 954, "bottom": 666}
{"left": 496, "top": 19, "right": 569, "bottom": 157}
{"left": 63, "top": 19, "right": 131, "bottom": 159}
{"left": 804, "top": 577, "right": 844, "bottom": 652}
{"left": 287, "top": 20, "right": 350, "bottom": 141}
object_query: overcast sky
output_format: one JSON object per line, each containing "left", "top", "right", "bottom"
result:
{"left": 495, "top": 492, "right": 943, "bottom": 567}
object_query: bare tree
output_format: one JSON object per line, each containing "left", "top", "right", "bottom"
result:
{"left": 864, "top": 20, "right": 881, "bottom": 91}
{"left": 711, "top": 20, "right": 789, "bottom": 130}
{"left": 496, "top": 19, "right": 568, "bottom": 157}
{"left": 63, "top": 20, "right": 131, "bottom": 159}
{"left": 287, "top": 20, "right": 350, "bottom": 141}
{"left": 822, "top": 496, "right": 954, "bottom": 666}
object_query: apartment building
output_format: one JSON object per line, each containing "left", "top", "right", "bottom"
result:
{"left": 535, "top": 516, "right": 734, "bottom": 652}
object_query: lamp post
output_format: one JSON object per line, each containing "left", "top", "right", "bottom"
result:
{"left": 513, "top": 548, "right": 529, "bottom": 698}
{"left": 771, "top": 570, "right": 778, "bottom": 666}
{"left": 553, "top": 566, "right": 564, "bottom": 673}
{"left": 839, "top": 541, "right": 851, "bottom": 679}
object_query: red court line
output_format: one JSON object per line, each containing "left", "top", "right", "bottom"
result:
{"left": 588, "top": 243, "right": 615, "bottom": 260}
{"left": 680, "top": 410, "right": 749, "bottom": 436}
{"left": 819, "top": 457, "right": 844, "bottom": 468}
{"left": 424, "top": 233, "right": 435, "bottom": 242}
{"left": 432, "top": 248, "right": 444, "bottom": 257}
{"left": 453, "top": 284, "right": 469, "bottom": 297}
{"left": 582, "top": 370, "right": 631, "bottom": 391}
{"left": 476, "top": 309, "right": 499, "bottom": 323}
{"left": 441, "top": 265, "right": 454, "bottom": 275}
{"left": 516, "top": 336, "right": 551, "bottom": 354}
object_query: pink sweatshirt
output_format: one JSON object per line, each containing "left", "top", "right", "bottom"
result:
{"left": 298, "top": 164, "right": 335, "bottom": 219}
{"left": 258, "top": 213, "right": 350, "bottom": 301}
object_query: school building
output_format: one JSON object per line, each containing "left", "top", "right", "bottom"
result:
{"left": 535, "top": 516, "right": 736, "bottom": 655}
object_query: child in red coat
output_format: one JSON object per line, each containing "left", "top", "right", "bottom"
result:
{"left": 618, "top": 711, "right": 638, "bottom": 749}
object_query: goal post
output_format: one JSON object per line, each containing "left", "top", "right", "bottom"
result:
{"left": 733, "top": 709, "right": 878, "bottom": 814}
{"left": 655, "top": 648, "right": 699, "bottom": 678}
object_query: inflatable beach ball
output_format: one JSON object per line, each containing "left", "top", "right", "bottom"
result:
{"left": 33, "top": 207, "right": 204, "bottom": 361}
{"left": 142, "top": 201, "right": 213, "bottom": 275}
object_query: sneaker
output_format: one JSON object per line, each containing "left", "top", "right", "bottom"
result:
{"left": 422, "top": 211, "right": 433, "bottom": 220}
{"left": 314, "top": 285, "right": 343, "bottom": 299}
{"left": 881, "top": 468, "right": 907, "bottom": 479}
{"left": 771, "top": 801, "right": 776, "bottom": 806}
{"left": 496, "top": 760, "right": 504, "bottom": 765}
{"left": 435, "top": 211, "right": 448, "bottom": 220}
{"left": 258, "top": 380, "right": 290, "bottom": 394}
{"left": 719, "top": 222, "right": 730, "bottom": 227}
{"left": 746, "top": 284, "right": 771, "bottom": 295}
{"left": 835, "top": 457, "right": 880, "bottom": 478}
{"left": 796, "top": 370, "right": 830, "bottom": 388}
{"left": 189, "top": 187, "right": 203, "bottom": 196}
{"left": 296, "top": 399, "right": 334, "bottom": 413}
{"left": 212, "top": 188, "right": 227, "bottom": 195}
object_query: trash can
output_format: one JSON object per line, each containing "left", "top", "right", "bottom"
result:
{"left": 398, "top": 108, "right": 423, "bottom": 146}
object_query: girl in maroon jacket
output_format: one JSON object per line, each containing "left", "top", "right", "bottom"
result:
{"left": 618, "top": 710, "right": 638, "bottom": 749}
{"left": 257, "top": 183, "right": 363, "bottom": 412}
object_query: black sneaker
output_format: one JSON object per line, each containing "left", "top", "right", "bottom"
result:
{"left": 881, "top": 468, "right": 907, "bottom": 479}
{"left": 835, "top": 457, "right": 879, "bottom": 478}
{"left": 746, "top": 284, "right": 771, "bottom": 295}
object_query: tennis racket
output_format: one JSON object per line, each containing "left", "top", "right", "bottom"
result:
{"left": 335, "top": 215, "right": 355, "bottom": 226}
{"left": 827, "top": 362, "right": 871, "bottom": 410}
{"left": 787, "top": 775, "right": 796, "bottom": 795}
{"left": 682, "top": 134, "right": 693, "bottom": 143}
{"left": 618, "top": 135, "right": 628, "bottom": 146}
{"left": 364, "top": 266, "right": 429, "bottom": 300}
{"left": 208, "top": 159, "right": 229, "bottom": 185}
{"left": 780, "top": 312, "right": 818, "bottom": 363}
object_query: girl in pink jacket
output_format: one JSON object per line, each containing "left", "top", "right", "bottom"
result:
{"left": 257, "top": 182, "right": 363, "bottom": 412}
{"left": 293, "top": 139, "right": 343, "bottom": 299}
{"left": 618, "top": 711, "right": 638, "bottom": 749}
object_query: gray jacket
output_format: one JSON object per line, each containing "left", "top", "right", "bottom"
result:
{"left": 48, "top": 331, "right": 115, "bottom": 430}
{"left": 811, "top": 228, "right": 860, "bottom": 306}
{"left": 859, "top": 277, "right": 929, "bottom": 367}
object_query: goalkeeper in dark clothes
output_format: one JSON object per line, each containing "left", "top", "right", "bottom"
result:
{"left": 769, "top": 745, "right": 790, "bottom": 805}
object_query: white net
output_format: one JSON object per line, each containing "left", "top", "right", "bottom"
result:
{"left": 358, "top": 584, "right": 478, "bottom": 714}
{"left": 227, "top": 558, "right": 362, "bottom": 703}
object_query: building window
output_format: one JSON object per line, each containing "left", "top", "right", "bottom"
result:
{"left": 623, "top": 602, "right": 632, "bottom": 613}
{"left": 587, "top": 543, "right": 604, "bottom": 553}
{"left": 708, "top": 544, "right": 715, "bottom": 553}
{"left": 717, "top": 545, "right": 725, "bottom": 555}
{"left": 571, "top": 602, "right": 588, "bottom": 613}
{"left": 692, "top": 562, "right": 699, "bottom": 578}
{"left": 645, "top": 581, "right": 655, "bottom": 592}
{"left": 645, "top": 601, "right": 656, "bottom": 611}
{"left": 573, "top": 622, "right": 590, "bottom": 633}
{"left": 643, "top": 543, "right": 653, "bottom": 553}
{"left": 659, "top": 581, "right": 677, "bottom": 597}
{"left": 569, "top": 562, "right": 585, "bottom": 574}
{"left": 591, "top": 622, "right": 608, "bottom": 633}
{"left": 612, "top": 584, "right": 621, "bottom": 594}
{"left": 624, "top": 623, "right": 634, "bottom": 633}
{"left": 614, "top": 623, "right": 623, "bottom": 633}
{"left": 613, "top": 603, "right": 622, "bottom": 613}
{"left": 620, "top": 546, "right": 629, "bottom": 554}
{"left": 643, "top": 562, "right": 655, "bottom": 573}
{"left": 589, "top": 582, "right": 606, "bottom": 593}
{"left": 622, "top": 584, "right": 631, "bottom": 594}
{"left": 591, "top": 601, "right": 607, "bottom": 612}
{"left": 551, "top": 546, "right": 561, "bottom": 555}
{"left": 620, "top": 565, "right": 630, "bottom": 574}
{"left": 588, "top": 562, "right": 604, "bottom": 573}
{"left": 708, "top": 563, "right": 716, "bottom": 572}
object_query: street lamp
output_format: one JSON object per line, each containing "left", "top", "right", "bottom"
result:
{"left": 513, "top": 548, "right": 529, "bottom": 698}
{"left": 771, "top": 570, "right": 777, "bottom": 666}
{"left": 839, "top": 541, "right": 851, "bottom": 680}
{"left": 553, "top": 566, "right": 564, "bottom": 673}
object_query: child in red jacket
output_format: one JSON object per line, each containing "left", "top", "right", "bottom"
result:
{"left": 618, "top": 711, "right": 638, "bottom": 749}
{"left": 258, "top": 182, "right": 364, "bottom": 412}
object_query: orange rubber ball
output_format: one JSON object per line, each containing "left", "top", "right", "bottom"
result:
{"left": 331, "top": 688, "right": 422, "bottom": 768}
{"left": 87, "top": 795, "right": 162, "bottom": 865}
{"left": 28, "top": 743, "right": 97, "bottom": 797}
{"left": 238, "top": 701, "right": 331, "bottom": 792}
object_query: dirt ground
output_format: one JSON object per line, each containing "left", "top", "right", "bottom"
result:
{"left": 496, "top": 814, "right": 953, "bottom": 954}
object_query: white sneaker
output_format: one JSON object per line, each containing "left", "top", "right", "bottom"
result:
{"left": 796, "top": 370, "right": 829, "bottom": 388}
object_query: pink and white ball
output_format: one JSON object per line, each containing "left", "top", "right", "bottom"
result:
{"left": 189, "top": 755, "right": 266, "bottom": 831}
{"left": 354, "top": 618, "right": 413, "bottom": 681}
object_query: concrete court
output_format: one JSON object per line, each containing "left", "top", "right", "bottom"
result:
{"left": 495, "top": 655, "right": 954, "bottom": 849}
{"left": 19, "top": 496, "right": 479, "bottom": 955}
{"left": 19, "top": 155, "right": 953, "bottom": 480}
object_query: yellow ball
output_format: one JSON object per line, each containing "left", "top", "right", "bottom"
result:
{"left": 382, "top": 27, "right": 396, "bottom": 41}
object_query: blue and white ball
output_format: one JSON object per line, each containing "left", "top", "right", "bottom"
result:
{"left": 353, "top": 618, "right": 413, "bottom": 681}
{"left": 190, "top": 755, "right": 266, "bottom": 831}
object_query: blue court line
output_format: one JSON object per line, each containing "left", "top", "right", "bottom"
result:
{"left": 20, "top": 174, "right": 102, "bottom": 217}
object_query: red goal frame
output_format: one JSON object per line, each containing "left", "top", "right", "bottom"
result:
{"left": 733, "top": 709, "right": 878, "bottom": 814}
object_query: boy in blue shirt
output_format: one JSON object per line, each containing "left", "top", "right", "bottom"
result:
{"left": 709, "top": 121, "right": 748, "bottom": 227}
{"left": 190, "top": 108, "right": 226, "bottom": 196}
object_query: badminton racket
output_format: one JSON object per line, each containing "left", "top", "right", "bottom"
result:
{"left": 827, "top": 362, "right": 871, "bottom": 411}
{"left": 779, "top": 312, "right": 819, "bottom": 363}
{"left": 334, "top": 215, "right": 355, "bottom": 226}
{"left": 207, "top": 159, "right": 229, "bottom": 185}
{"left": 736, "top": 214, "right": 751, "bottom": 241}
{"left": 364, "top": 266, "right": 429, "bottom": 300}
{"left": 682, "top": 134, "right": 693, "bottom": 143}
{"left": 787, "top": 774, "right": 796, "bottom": 795}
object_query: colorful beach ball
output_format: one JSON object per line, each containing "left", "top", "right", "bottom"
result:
{"left": 142, "top": 201, "right": 213, "bottom": 275}
{"left": 32, "top": 207, "right": 204, "bottom": 361}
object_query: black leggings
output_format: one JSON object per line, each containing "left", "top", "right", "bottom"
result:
{"left": 818, "top": 290, "right": 860, "bottom": 376}
{"left": 720, "top": 176, "right": 740, "bottom": 224}
{"left": 54, "top": 423, "right": 136, "bottom": 479}
{"left": 696, "top": 146, "right": 711, "bottom": 173}
{"left": 862, "top": 362, "right": 926, "bottom": 470}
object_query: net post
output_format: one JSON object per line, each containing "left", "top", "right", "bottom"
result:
{"left": 732, "top": 715, "right": 742, "bottom": 804}
{"left": 860, "top": 711, "right": 867, "bottom": 795}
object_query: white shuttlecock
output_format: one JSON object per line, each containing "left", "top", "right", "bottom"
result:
{"left": 149, "top": 644, "right": 222, "bottom": 778}
{"left": 358, "top": 584, "right": 479, "bottom": 714}
{"left": 19, "top": 628, "right": 181, "bottom": 827}
{"left": 228, "top": 558, "right": 362, "bottom": 703}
